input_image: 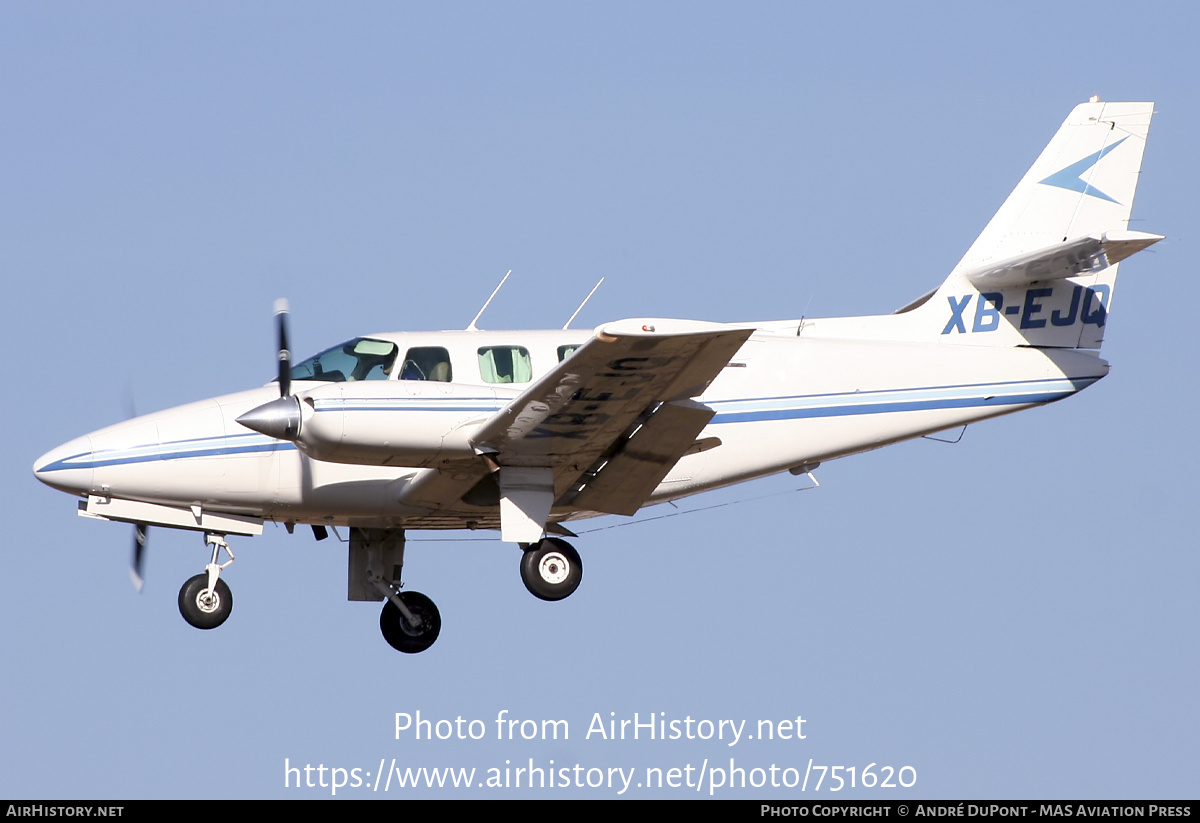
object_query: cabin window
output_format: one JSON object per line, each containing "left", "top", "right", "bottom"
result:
{"left": 399, "top": 347, "right": 453, "bottom": 382}
{"left": 557, "top": 344, "right": 581, "bottom": 361}
{"left": 478, "top": 346, "right": 532, "bottom": 384}
{"left": 289, "top": 338, "right": 398, "bottom": 383}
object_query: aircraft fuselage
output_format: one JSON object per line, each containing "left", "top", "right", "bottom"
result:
{"left": 34, "top": 325, "right": 1107, "bottom": 533}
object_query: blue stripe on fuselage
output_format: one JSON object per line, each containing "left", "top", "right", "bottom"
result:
{"left": 706, "top": 376, "right": 1095, "bottom": 423}
{"left": 36, "top": 436, "right": 294, "bottom": 473}
{"left": 37, "top": 377, "right": 1096, "bottom": 474}
{"left": 709, "top": 389, "right": 1078, "bottom": 423}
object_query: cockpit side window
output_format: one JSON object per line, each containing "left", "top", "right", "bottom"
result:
{"left": 399, "top": 347, "right": 453, "bottom": 382}
{"left": 478, "top": 346, "right": 532, "bottom": 384}
{"left": 289, "top": 338, "right": 398, "bottom": 383}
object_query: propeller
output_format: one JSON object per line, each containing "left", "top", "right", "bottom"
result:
{"left": 131, "top": 523, "right": 148, "bottom": 592}
{"left": 121, "top": 391, "right": 152, "bottom": 592}
{"left": 236, "top": 298, "right": 302, "bottom": 441}
{"left": 129, "top": 299, "right": 293, "bottom": 593}
{"left": 275, "top": 297, "right": 291, "bottom": 398}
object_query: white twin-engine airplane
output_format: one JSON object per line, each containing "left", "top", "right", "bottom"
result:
{"left": 35, "top": 100, "right": 1159, "bottom": 654}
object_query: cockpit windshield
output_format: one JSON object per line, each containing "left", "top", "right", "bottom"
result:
{"left": 288, "top": 338, "right": 398, "bottom": 383}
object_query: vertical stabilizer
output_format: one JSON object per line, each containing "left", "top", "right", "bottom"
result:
{"left": 924, "top": 100, "right": 1157, "bottom": 350}
{"left": 761, "top": 101, "right": 1158, "bottom": 351}
{"left": 953, "top": 100, "right": 1153, "bottom": 273}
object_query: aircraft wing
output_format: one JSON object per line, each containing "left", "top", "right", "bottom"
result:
{"left": 400, "top": 319, "right": 752, "bottom": 540}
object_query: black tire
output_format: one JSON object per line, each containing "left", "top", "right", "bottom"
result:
{"left": 177, "top": 573, "right": 233, "bottom": 630}
{"left": 520, "top": 538, "right": 583, "bottom": 601}
{"left": 379, "top": 591, "right": 441, "bottom": 654}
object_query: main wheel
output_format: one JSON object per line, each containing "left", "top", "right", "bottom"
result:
{"left": 177, "top": 574, "right": 233, "bottom": 630}
{"left": 520, "top": 538, "right": 583, "bottom": 601}
{"left": 379, "top": 591, "right": 441, "bottom": 654}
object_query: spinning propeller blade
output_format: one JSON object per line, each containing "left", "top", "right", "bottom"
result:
{"left": 237, "top": 298, "right": 303, "bottom": 440}
{"left": 276, "top": 297, "right": 291, "bottom": 398}
{"left": 131, "top": 523, "right": 148, "bottom": 592}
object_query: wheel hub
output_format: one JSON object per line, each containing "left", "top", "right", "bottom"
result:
{"left": 399, "top": 608, "right": 430, "bottom": 636}
{"left": 538, "top": 552, "right": 570, "bottom": 585}
{"left": 195, "top": 589, "right": 221, "bottom": 614}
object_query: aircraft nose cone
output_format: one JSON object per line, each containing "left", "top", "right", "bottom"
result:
{"left": 236, "top": 396, "right": 303, "bottom": 440}
{"left": 33, "top": 435, "right": 96, "bottom": 495}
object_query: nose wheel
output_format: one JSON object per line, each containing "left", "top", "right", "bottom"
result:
{"left": 520, "top": 538, "right": 583, "bottom": 601}
{"left": 177, "top": 532, "right": 235, "bottom": 630}
{"left": 178, "top": 574, "right": 233, "bottom": 629}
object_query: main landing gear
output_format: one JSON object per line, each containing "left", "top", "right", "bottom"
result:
{"left": 519, "top": 538, "right": 583, "bottom": 601}
{"left": 178, "top": 533, "right": 235, "bottom": 630}
{"left": 370, "top": 534, "right": 582, "bottom": 653}
{"left": 348, "top": 527, "right": 443, "bottom": 654}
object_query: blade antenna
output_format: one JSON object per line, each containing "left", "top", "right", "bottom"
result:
{"left": 466, "top": 270, "right": 512, "bottom": 331}
{"left": 797, "top": 294, "right": 814, "bottom": 336}
{"left": 563, "top": 277, "right": 605, "bottom": 330}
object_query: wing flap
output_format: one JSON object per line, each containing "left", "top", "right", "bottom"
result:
{"left": 567, "top": 398, "right": 715, "bottom": 516}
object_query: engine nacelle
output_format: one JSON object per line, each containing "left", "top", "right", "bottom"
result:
{"left": 238, "top": 381, "right": 510, "bottom": 467}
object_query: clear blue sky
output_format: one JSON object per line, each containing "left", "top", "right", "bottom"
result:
{"left": 3, "top": 1, "right": 1195, "bottom": 798}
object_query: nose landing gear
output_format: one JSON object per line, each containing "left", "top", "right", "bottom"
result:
{"left": 178, "top": 533, "right": 235, "bottom": 630}
{"left": 178, "top": 574, "right": 233, "bottom": 629}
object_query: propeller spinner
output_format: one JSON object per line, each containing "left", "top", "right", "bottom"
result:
{"left": 237, "top": 298, "right": 303, "bottom": 441}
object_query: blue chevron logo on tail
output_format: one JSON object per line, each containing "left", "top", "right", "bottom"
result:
{"left": 1038, "top": 137, "right": 1128, "bottom": 203}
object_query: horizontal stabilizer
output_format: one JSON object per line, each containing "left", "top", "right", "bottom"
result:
{"left": 963, "top": 230, "right": 1163, "bottom": 289}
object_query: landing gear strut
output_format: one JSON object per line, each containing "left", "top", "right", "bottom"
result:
{"left": 178, "top": 533, "right": 235, "bottom": 629}
{"left": 350, "top": 527, "right": 443, "bottom": 653}
{"left": 520, "top": 538, "right": 583, "bottom": 601}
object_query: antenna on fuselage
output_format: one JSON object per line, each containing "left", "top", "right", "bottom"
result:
{"left": 563, "top": 277, "right": 604, "bottom": 330}
{"left": 797, "top": 293, "right": 814, "bottom": 336}
{"left": 466, "top": 270, "right": 512, "bottom": 331}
